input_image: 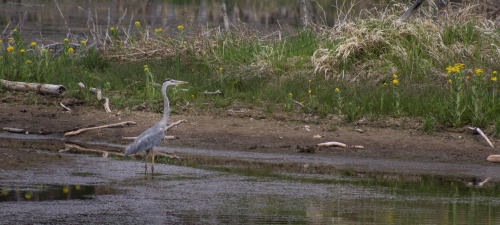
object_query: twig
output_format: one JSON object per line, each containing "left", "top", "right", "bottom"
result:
{"left": 3, "top": 127, "right": 25, "bottom": 133}
{"left": 203, "top": 90, "right": 222, "bottom": 95}
{"left": 469, "top": 127, "right": 494, "bottom": 148}
{"left": 123, "top": 135, "right": 177, "bottom": 140}
{"left": 64, "top": 121, "right": 137, "bottom": 136}
{"left": 166, "top": 119, "right": 186, "bottom": 131}
{"left": 61, "top": 143, "right": 122, "bottom": 158}
{"left": 59, "top": 102, "right": 72, "bottom": 112}
{"left": 292, "top": 99, "right": 313, "bottom": 112}
{"left": 78, "top": 82, "right": 112, "bottom": 112}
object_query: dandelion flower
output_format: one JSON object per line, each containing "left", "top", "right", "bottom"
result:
{"left": 308, "top": 90, "right": 312, "bottom": 93}
{"left": 67, "top": 48, "right": 74, "bottom": 53}
{"left": 494, "top": 71, "right": 497, "bottom": 75}
{"left": 26, "top": 60, "right": 31, "bottom": 64}
{"left": 475, "top": 69, "right": 483, "bottom": 74}
{"left": 81, "top": 40, "right": 86, "bottom": 45}
{"left": 30, "top": 42, "right": 36, "bottom": 46}
{"left": 0, "top": 40, "right": 2, "bottom": 44}
{"left": 335, "top": 88, "right": 339, "bottom": 92}
{"left": 393, "top": 74, "right": 398, "bottom": 78}
{"left": 448, "top": 79, "right": 452, "bottom": 83}
{"left": 20, "top": 49, "right": 25, "bottom": 53}
{"left": 177, "top": 25, "right": 184, "bottom": 30}
{"left": 135, "top": 21, "right": 140, "bottom": 26}
{"left": 110, "top": 27, "right": 115, "bottom": 31}
{"left": 289, "top": 93, "right": 292, "bottom": 96}
{"left": 492, "top": 77, "right": 497, "bottom": 82}
{"left": 393, "top": 79, "right": 399, "bottom": 85}
{"left": 219, "top": 67, "right": 223, "bottom": 70}
{"left": 466, "top": 76, "right": 469, "bottom": 79}
{"left": 192, "top": 95, "right": 195, "bottom": 98}
{"left": 75, "top": 185, "right": 81, "bottom": 191}
{"left": 13, "top": 29, "right": 17, "bottom": 32}
{"left": 64, "top": 38, "right": 69, "bottom": 42}
{"left": 384, "top": 82, "right": 387, "bottom": 86}
{"left": 6, "top": 46, "right": 14, "bottom": 52}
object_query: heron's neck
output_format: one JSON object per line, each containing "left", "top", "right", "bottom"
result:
{"left": 159, "top": 83, "right": 170, "bottom": 128}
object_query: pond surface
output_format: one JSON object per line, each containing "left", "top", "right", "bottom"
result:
{"left": 0, "top": 134, "right": 500, "bottom": 224}
{"left": 0, "top": 0, "right": 377, "bottom": 42}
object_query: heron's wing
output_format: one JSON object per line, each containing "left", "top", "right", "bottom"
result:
{"left": 125, "top": 124, "right": 165, "bottom": 156}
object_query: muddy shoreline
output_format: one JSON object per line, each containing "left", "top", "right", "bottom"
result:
{"left": 1, "top": 94, "right": 500, "bottom": 173}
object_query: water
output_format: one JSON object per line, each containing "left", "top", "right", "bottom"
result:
{"left": 0, "top": 0, "right": 376, "bottom": 42}
{"left": 0, "top": 134, "right": 500, "bottom": 224}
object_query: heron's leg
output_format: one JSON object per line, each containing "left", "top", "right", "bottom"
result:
{"left": 151, "top": 150, "right": 155, "bottom": 174}
{"left": 144, "top": 150, "right": 150, "bottom": 174}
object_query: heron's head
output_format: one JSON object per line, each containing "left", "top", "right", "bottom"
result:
{"left": 163, "top": 78, "right": 188, "bottom": 86}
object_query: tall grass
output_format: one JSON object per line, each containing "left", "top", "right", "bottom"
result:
{"left": 0, "top": 1, "right": 499, "bottom": 129}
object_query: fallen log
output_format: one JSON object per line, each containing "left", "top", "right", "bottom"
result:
{"left": 0, "top": 79, "right": 66, "bottom": 95}
{"left": 64, "top": 121, "right": 137, "bottom": 136}
{"left": 61, "top": 143, "right": 122, "bottom": 158}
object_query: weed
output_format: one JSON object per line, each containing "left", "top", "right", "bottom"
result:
{"left": 422, "top": 116, "right": 436, "bottom": 134}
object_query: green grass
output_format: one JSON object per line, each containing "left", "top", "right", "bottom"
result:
{"left": 0, "top": 1, "right": 499, "bottom": 130}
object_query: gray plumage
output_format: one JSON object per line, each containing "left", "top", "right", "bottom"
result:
{"left": 125, "top": 78, "right": 187, "bottom": 158}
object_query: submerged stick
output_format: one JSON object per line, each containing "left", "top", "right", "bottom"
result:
{"left": 64, "top": 121, "right": 137, "bottom": 136}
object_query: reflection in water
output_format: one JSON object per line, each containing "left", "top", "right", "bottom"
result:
{"left": 0, "top": 184, "right": 118, "bottom": 202}
{"left": 0, "top": 0, "right": 375, "bottom": 41}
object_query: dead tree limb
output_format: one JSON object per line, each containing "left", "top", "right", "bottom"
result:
{"left": 0, "top": 79, "right": 66, "bottom": 95}
{"left": 166, "top": 119, "right": 186, "bottom": 131}
{"left": 301, "top": 0, "right": 308, "bottom": 28}
{"left": 292, "top": 99, "right": 313, "bottom": 112}
{"left": 469, "top": 127, "right": 495, "bottom": 148}
{"left": 221, "top": 0, "right": 230, "bottom": 32}
{"left": 317, "top": 141, "right": 347, "bottom": 148}
{"left": 78, "top": 82, "right": 112, "bottom": 112}
{"left": 61, "top": 143, "right": 122, "bottom": 158}
{"left": 3, "top": 127, "right": 25, "bottom": 133}
{"left": 64, "top": 121, "right": 137, "bottom": 136}
{"left": 399, "top": 0, "right": 425, "bottom": 21}
{"left": 60, "top": 102, "right": 72, "bottom": 112}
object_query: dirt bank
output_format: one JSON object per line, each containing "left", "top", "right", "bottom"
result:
{"left": 1, "top": 92, "right": 499, "bottom": 166}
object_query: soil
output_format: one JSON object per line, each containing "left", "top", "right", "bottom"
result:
{"left": 1, "top": 91, "right": 500, "bottom": 170}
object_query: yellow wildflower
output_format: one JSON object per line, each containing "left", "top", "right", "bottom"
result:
{"left": 466, "top": 76, "right": 469, "bottom": 79}
{"left": 308, "top": 90, "right": 312, "bottom": 93}
{"left": 25, "top": 192, "right": 32, "bottom": 200}
{"left": 192, "top": 95, "right": 195, "bottom": 98}
{"left": 110, "top": 27, "right": 115, "bottom": 31}
{"left": 135, "top": 21, "right": 140, "bottom": 26}
{"left": 64, "top": 38, "right": 69, "bottom": 42}
{"left": 219, "top": 67, "right": 223, "bottom": 70}
{"left": 155, "top": 28, "right": 163, "bottom": 32}
{"left": 384, "top": 82, "right": 387, "bottom": 86}
{"left": 26, "top": 60, "right": 31, "bottom": 64}
{"left": 144, "top": 65, "right": 149, "bottom": 71}
{"left": 288, "top": 93, "right": 292, "bottom": 96}
{"left": 30, "top": 42, "right": 36, "bottom": 46}
{"left": 475, "top": 69, "right": 483, "bottom": 74}
{"left": 492, "top": 77, "right": 497, "bottom": 82}
{"left": 67, "top": 47, "right": 74, "bottom": 53}
{"left": 20, "top": 49, "right": 25, "bottom": 53}
{"left": 178, "top": 25, "right": 184, "bottom": 30}
{"left": 81, "top": 40, "right": 86, "bottom": 45}
{"left": 494, "top": 71, "right": 497, "bottom": 75}
{"left": 393, "top": 74, "right": 398, "bottom": 78}
{"left": 335, "top": 88, "right": 339, "bottom": 92}
{"left": 0, "top": 40, "right": 2, "bottom": 44}
{"left": 6, "top": 46, "right": 14, "bottom": 52}
{"left": 13, "top": 29, "right": 17, "bottom": 33}
{"left": 75, "top": 185, "right": 81, "bottom": 191}
{"left": 393, "top": 79, "right": 399, "bottom": 85}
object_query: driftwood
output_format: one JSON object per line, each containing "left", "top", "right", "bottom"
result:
{"left": 59, "top": 102, "right": 72, "bottom": 112}
{"left": 317, "top": 141, "right": 347, "bottom": 148}
{"left": 78, "top": 82, "right": 112, "bottom": 113}
{"left": 123, "top": 135, "right": 177, "bottom": 140}
{"left": 61, "top": 143, "right": 123, "bottom": 158}
{"left": 166, "top": 119, "right": 186, "bottom": 131}
{"left": 487, "top": 155, "right": 500, "bottom": 163}
{"left": 3, "top": 127, "right": 25, "bottom": 133}
{"left": 64, "top": 121, "right": 137, "bottom": 136}
{"left": 0, "top": 79, "right": 66, "bottom": 95}
{"left": 469, "top": 127, "right": 494, "bottom": 148}
{"left": 292, "top": 99, "right": 313, "bottom": 112}
{"left": 203, "top": 90, "right": 222, "bottom": 95}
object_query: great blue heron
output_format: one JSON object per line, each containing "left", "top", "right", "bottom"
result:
{"left": 125, "top": 78, "right": 188, "bottom": 174}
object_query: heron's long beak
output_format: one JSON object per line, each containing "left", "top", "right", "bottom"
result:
{"left": 175, "top": 81, "right": 188, "bottom": 85}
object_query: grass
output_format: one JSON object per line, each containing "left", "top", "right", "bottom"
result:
{"left": 0, "top": 1, "right": 499, "bottom": 130}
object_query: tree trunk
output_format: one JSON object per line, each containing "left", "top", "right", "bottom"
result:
{"left": 221, "top": 0, "right": 230, "bottom": 32}
{"left": 300, "top": 0, "right": 308, "bottom": 28}
{"left": 0, "top": 79, "right": 66, "bottom": 95}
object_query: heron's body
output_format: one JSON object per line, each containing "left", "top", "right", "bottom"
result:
{"left": 124, "top": 78, "right": 187, "bottom": 173}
